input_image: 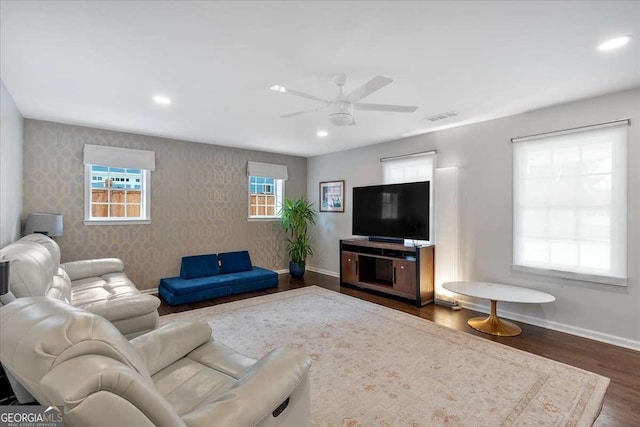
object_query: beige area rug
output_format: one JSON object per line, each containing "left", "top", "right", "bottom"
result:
{"left": 160, "top": 286, "right": 609, "bottom": 427}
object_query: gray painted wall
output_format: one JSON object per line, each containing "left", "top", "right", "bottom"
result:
{"left": 0, "top": 80, "right": 23, "bottom": 246}
{"left": 23, "top": 119, "right": 306, "bottom": 290}
{"left": 307, "top": 88, "right": 640, "bottom": 348}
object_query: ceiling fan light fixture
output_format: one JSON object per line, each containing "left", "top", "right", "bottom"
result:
{"left": 329, "top": 101, "right": 354, "bottom": 126}
{"left": 270, "top": 85, "right": 286, "bottom": 93}
{"left": 329, "top": 113, "right": 353, "bottom": 126}
{"left": 153, "top": 95, "right": 171, "bottom": 105}
{"left": 317, "top": 130, "right": 329, "bottom": 137}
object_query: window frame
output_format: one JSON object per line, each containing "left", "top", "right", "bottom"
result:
{"left": 247, "top": 175, "right": 284, "bottom": 221}
{"left": 83, "top": 165, "right": 152, "bottom": 225}
{"left": 511, "top": 122, "right": 628, "bottom": 286}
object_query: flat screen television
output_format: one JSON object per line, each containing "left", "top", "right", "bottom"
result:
{"left": 352, "top": 181, "right": 430, "bottom": 241}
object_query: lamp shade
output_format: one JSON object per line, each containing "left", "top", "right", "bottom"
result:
{"left": 0, "top": 259, "right": 9, "bottom": 296}
{"left": 23, "top": 213, "right": 64, "bottom": 237}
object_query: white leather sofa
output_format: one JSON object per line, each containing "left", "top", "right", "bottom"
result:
{"left": 0, "top": 297, "right": 312, "bottom": 427}
{"left": 0, "top": 233, "right": 160, "bottom": 338}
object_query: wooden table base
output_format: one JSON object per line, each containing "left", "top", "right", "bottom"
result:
{"left": 467, "top": 300, "right": 522, "bottom": 337}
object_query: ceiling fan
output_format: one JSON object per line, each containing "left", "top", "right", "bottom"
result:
{"left": 270, "top": 74, "right": 418, "bottom": 126}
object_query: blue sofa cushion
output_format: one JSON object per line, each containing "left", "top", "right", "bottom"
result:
{"left": 221, "top": 267, "right": 278, "bottom": 285}
{"left": 219, "top": 251, "right": 253, "bottom": 274}
{"left": 160, "top": 274, "right": 231, "bottom": 296}
{"left": 180, "top": 254, "right": 220, "bottom": 279}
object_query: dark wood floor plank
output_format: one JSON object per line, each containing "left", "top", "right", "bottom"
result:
{"left": 158, "top": 272, "right": 640, "bottom": 426}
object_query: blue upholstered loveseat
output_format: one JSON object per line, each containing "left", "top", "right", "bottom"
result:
{"left": 158, "top": 251, "right": 278, "bottom": 305}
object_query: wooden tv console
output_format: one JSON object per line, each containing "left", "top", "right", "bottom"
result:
{"left": 339, "top": 239, "right": 435, "bottom": 307}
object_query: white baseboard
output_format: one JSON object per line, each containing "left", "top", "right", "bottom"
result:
{"left": 140, "top": 287, "right": 158, "bottom": 295}
{"left": 460, "top": 300, "right": 640, "bottom": 352}
{"left": 275, "top": 268, "right": 288, "bottom": 275}
{"left": 306, "top": 266, "right": 340, "bottom": 278}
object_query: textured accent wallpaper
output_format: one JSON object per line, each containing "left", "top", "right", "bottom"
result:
{"left": 23, "top": 120, "right": 306, "bottom": 290}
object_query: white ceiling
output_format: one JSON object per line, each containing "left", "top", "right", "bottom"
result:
{"left": 1, "top": 1, "right": 639, "bottom": 157}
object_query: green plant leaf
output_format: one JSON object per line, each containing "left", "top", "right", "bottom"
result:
{"left": 280, "top": 197, "right": 317, "bottom": 262}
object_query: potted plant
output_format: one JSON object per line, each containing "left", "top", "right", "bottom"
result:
{"left": 280, "top": 197, "right": 317, "bottom": 278}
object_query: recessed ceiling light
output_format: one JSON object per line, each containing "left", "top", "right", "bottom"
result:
{"left": 317, "top": 130, "right": 329, "bottom": 138}
{"left": 153, "top": 95, "right": 171, "bottom": 105}
{"left": 597, "top": 36, "right": 632, "bottom": 51}
{"left": 270, "top": 85, "right": 286, "bottom": 93}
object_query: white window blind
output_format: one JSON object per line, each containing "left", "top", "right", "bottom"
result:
{"left": 247, "top": 161, "right": 288, "bottom": 180}
{"left": 512, "top": 122, "right": 628, "bottom": 285}
{"left": 84, "top": 144, "right": 156, "bottom": 171}
{"left": 382, "top": 152, "right": 436, "bottom": 243}
{"left": 382, "top": 153, "right": 434, "bottom": 184}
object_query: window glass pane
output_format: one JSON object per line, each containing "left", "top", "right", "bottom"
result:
{"left": 579, "top": 175, "right": 611, "bottom": 206}
{"left": 522, "top": 238, "right": 549, "bottom": 264}
{"left": 550, "top": 239, "right": 578, "bottom": 267}
{"left": 127, "top": 205, "right": 141, "bottom": 217}
{"left": 552, "top": 145, "right": 580, "bottom": 176}
{"left": 548, "top": 209, "right": 576, "bottom": 239}
{"left": 523, "top": 178, "right": 552, "bottom": 206}
{"left": 524, "top": 149, "right": 551, "bottom": 178}
{"left": 581, "top": 143, "right": 611, "bottom": 174}
{"left": 92, "top": 190, "right": 108, "bottom": 203}
{"left": 111, "top": 204, "right": 126, "bottom": 217}
{"left": 579, "top": 241, "right": 610, "bottom": 270}
{"left": 580, "top": 208, "right": 610, "bottom": 240}
{"left": 126, "top": 191, "right": 141, "bottom": 203}
{"left": 521, "top": 209, "right": 547, "bottom": 238}
{"left": 248, "top": 176, "right": 284, "bottom": 218}
{"left": 87, "top": 165, "right": 149, "bottom": 221}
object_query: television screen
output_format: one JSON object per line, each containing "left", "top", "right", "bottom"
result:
{"left": 352, "top": 181, "right": 430, "bottom": 240}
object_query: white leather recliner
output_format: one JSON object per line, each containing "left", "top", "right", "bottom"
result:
{"left": 0, "top": 233, "right": 159, "bottom": 338}
{"left": 0, "top": 297, "right": 312, "bottom": 427}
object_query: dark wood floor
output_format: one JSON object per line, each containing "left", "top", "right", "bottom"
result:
{"left": 159, "top": 271, "right": 640, "bottom": 426}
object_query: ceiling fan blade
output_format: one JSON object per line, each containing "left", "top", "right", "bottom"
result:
{"left": 345, "top": 76, "right": 393, "bottom": 103}
{"left": 354, "top": 103, "right": 418, "bottom": 113}
{"left": 270, "top": 85, "right": 329, "bottom": 104}
{"left": 280, "top": 104, "right": 328, "bottom": 118}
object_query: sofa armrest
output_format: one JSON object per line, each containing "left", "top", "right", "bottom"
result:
{"left": 131, "top": 319, "right": 212, "bottom": 375}
{"left": 181, "top": 346, "right": 311, "bottom": 427}
{"left": 39, "top": 356, "right": 186, "bottom": 427}
{"left": 80, "top": 294, "right": 160, "bottom": 322}
{"left": 62, "top": 258, "right": 125, "bottom": 281}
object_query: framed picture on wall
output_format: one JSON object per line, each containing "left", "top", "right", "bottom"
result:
{"left": 319, "top": 180, "right": 345, "bottom": 212}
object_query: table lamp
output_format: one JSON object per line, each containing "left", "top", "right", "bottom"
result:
{"left": 23, "top": 213, "right": 63, "bottom": 237}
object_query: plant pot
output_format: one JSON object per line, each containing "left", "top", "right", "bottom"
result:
{"left": 289, "top": 261, "right": 306, "bottom": 279}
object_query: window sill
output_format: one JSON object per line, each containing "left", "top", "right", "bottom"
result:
{"left": 84, "top": 219, "right": 152, "bottom": 226}
{"left": 511, "top": 264, "right": 627, "bottom": 286}
{"left": 247, "top": 217, "right": 282, "bottom": 222}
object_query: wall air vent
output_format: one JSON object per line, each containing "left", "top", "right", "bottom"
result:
{"left": 425, "top": 111, "right": 459, "bottom": 122}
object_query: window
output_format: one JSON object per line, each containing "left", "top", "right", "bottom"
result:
{"left": 382, "top": 151, "right": 436, "bottom": 243}
{"left": 247, "top": 161, "right": 288, "bottom": 220}
{"left": 512, "top": 121, "right": 628, "bottom": 285}
{"left": 87, "top": 166, "right": 149, "bottom": 219}
{"left": 249, "top": 176, "right": 284, "bottom": 218}
{"left": 83, "top": 145, "right": 155, "bottom": 224}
